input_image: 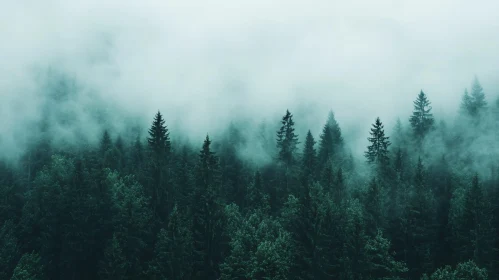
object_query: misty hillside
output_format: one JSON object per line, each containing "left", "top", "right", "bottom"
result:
{"left": 3, "top": 1, "right": 499, "bottom": 279}
{"left": 1, "top": 73, "right": 499, "bottom": 280}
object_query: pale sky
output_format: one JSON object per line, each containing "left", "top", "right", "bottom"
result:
{"left": 1, "top": 0, "right": 499, "bottom": 157}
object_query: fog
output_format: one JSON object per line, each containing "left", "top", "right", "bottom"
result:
{"left": 2, "top": 0, "right": 499, "bottom": 159}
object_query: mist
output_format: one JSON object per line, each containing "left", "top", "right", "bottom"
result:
{"left": 2, "top": 0, "right": 499, "bottom": 160}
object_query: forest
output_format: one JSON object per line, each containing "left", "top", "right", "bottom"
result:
{"left": 1, "top": 75, "right": 499, "bottom": 280}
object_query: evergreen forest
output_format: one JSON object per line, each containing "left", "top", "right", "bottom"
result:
{"left": 2, "top": 75, "right": 499, "bottom": 280}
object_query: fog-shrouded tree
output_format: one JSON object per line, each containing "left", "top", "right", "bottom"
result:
{"left": 4, "top": 72, "right": 499, "bottom": 280}
{"left": 318, "top": 110, "right": 344, "bottom": 171}
{"left": 276, "top": 109, "right": 300, "bottom": 167}
{"left": 409, "top": 90, "right": 434, "bottom": 142}
{"left": 461, "top": 77, "right": 487, "bottom": 117}
{"left": 365, "top": 117, "right": 391, "bottom": 169}
{"left": 301, "top": 130, "right": 316, "bottom": 188}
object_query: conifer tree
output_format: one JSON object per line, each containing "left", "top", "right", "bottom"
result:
{"left": 334, "top": 168, "right": 346, "bottom": 205}
{"left": 409, "top": 90, "right": 434, "bottom": 141}
{"left": 461, "top": 77, "right": 487, "bottom": 117}
{"left": 148, "top": 204, "right": 193, "bottom": 280}
{"left": 98, "top": 234, "right": 126, "bottom": 280}
{"left": 365, "top": 117, "right": 391, "bottom": 167}
{"left": 318, "top": 111, "right": 344, "bottom": 170}
{"left": 174, "top": 145, "right": 194, "bottom": 210}
{"left": 100, "top": 130, "right": 112, "bottom": 155}
{"left": 301, "top": 130, "right": 316, "bottom": 186}
{"left": 327, "top": 111, "right": 344, "bottom": 148}
{"left": 276, "top": 110, "right": 299, "bottom": 166}
{"left": 460, "top": 89, "right": 472, "bottom": 115}
{"left": 191, "top": 135, "right": 224, "bottom": 280}
{"left": 219, "top": 124, "right": 246, "bottom": 206}
{"left": 364, "top": 177, "right": 383, "bottom": 236}
{"left": 146, "top": 111, "right": 172, "bottom": 220}
{"left": 405, "top": 157, "right": 437, "bottom": 277}
{"left": 454, "top": 174, "right": 495, "bottom": 270}
{"left": 318, "top": 123, "right": 333, "bottom": 169}
{"left": 147, "top": 111, "right": 171, "bottom": 158}
{"left": 470, "top": 77, "right": 487, "bottom": 114}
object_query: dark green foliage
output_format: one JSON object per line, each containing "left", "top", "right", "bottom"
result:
{"left": 421, "top": 260, "right": 487, "bottom": 280}
{"left": 99, "top": 234, "right": 126, "bottom": 280}
{"left": 301, "top": 130, "right": 316, "bottom": 186}
{"left": 148, "top": 204, "right": 193, "bottom": 279}
{"left": 409, "top": 90, "right": 435, "bottom": 141}
{"left": 276, "top": 110, "right": 300, "bottom": 167}
{"left": 364, "top": 230, "right": 408, "bottom": 279}
{"left": 3, "top": 80, "right": 499, "bottom": 280}
{"left": 191, "top": 136, "right": 225, "bottom": 279}
{"left": 10, "top": 252, "right": 45, "bottom": 280}
{"left": 146, "top": 111, "right": 173, "bottom": 222}
{"left": 364, "top": 177, "right": 384, "bottom": 236}
{"left": 219, "top": 124, "right": 247, "bottom": 207}
{"left": 452, "top": 174, "right": 495, "bottom": 271}
{"left": 221, "top": 204, "right": 294, "bottom": 280}
{"left": 147, "top": 111, "right": 171, "bottom": 158}
{"left": 365, "top": 117, "right": 391, "bottom": 168}
{"left": 317, "top": 111, "right": 344, "bottom": 171}
{"left": 0, "top": 220, "right": 20, "bottom": 279}
{"left": 404, "top": 158, "right": 437, "bottom": 278}
{"left": 105, "top": 170, "right": 153, "bottom": 279}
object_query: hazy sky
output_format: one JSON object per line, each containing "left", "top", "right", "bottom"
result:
{"left": 1, "top": 0, "right": 499, "bottom": 157}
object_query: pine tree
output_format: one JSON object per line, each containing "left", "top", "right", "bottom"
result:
{"left": 364, "top": 230, "right": 408, "bottom": 279}
{"left": 318, "top": 111, "right": 343, "bottom": 170}
{"left": 365, "top": 117, "right": 391, "bottom": 167}
{"left": 327, "top": 110, "right": 344, "bottom": 151}
{"left": 191, "top": 135, "right": 224, "bottom": 280}
{"left": 460, "top": 89, "right": 472, "bottom": 115}
{"left": 470, "top": 77, "right": 487, "bottom": 114}
{"left": 364, "top": 177, "right": 383, "bottom": 236}
{"left": 100, "top": 130, "right": 112, "bottom": 155}
{"left": 455, "top": 174, "right": 495, "bottom": 270}
{"left": 146, "top": 111, "right": 172, "bottom": 221}
{"left": 334, "top": 168, "right": 346, "bottom": 205}
{"left": 148, "top": 204, "right": 193, "bottom": 280}
{"left": 409, "top": 90, "right": 434, "bottom": 141}
{"left": 219, "top": 124, "right": 246, "bottom": 207}
{"left": 318, "top": 123, "right": 334, "bottom": 169}
{"left": 174, "top": 145, "right": 194, "bottom": 210}
{"left": 301, "top": 130, "right": 316, "bottom": 187}
{"left": 461, "top": 77, "right": 487, "bottom": 117}
{"left": 276, "top": 110, "right": 300, "bottom": 166}
{"left": 147, "top": 111, "right": 171, "bottom": 158}
{"left": 405, "top": 157, "right": 437, "bottom": 278}
{"left": 98, "top": 234, "right": 126, "bottom": 280}
{"left": 106, "top": 171, "right": 153, "bottom": 279}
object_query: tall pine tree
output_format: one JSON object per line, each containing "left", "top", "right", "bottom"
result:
{"left": 146, "top": 111, "right": 172, "bottom": 222}
{"left": 365, "top": 117, "right": 391, "bottom": 168}
{"left": 276, "top": 110, "right": 300, "bottom": 167}
{"left": 191, "top": 136, "right": 225, "bottom": 280}
{"left": 461, "top": 77, "right": 487, "bottom": 117}
{"left": 409, "top": 90, "right": 434, "bottom": 142}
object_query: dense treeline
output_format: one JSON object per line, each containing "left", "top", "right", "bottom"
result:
{"left": 1, "top": 76, "right": 499, "bottom": 279}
